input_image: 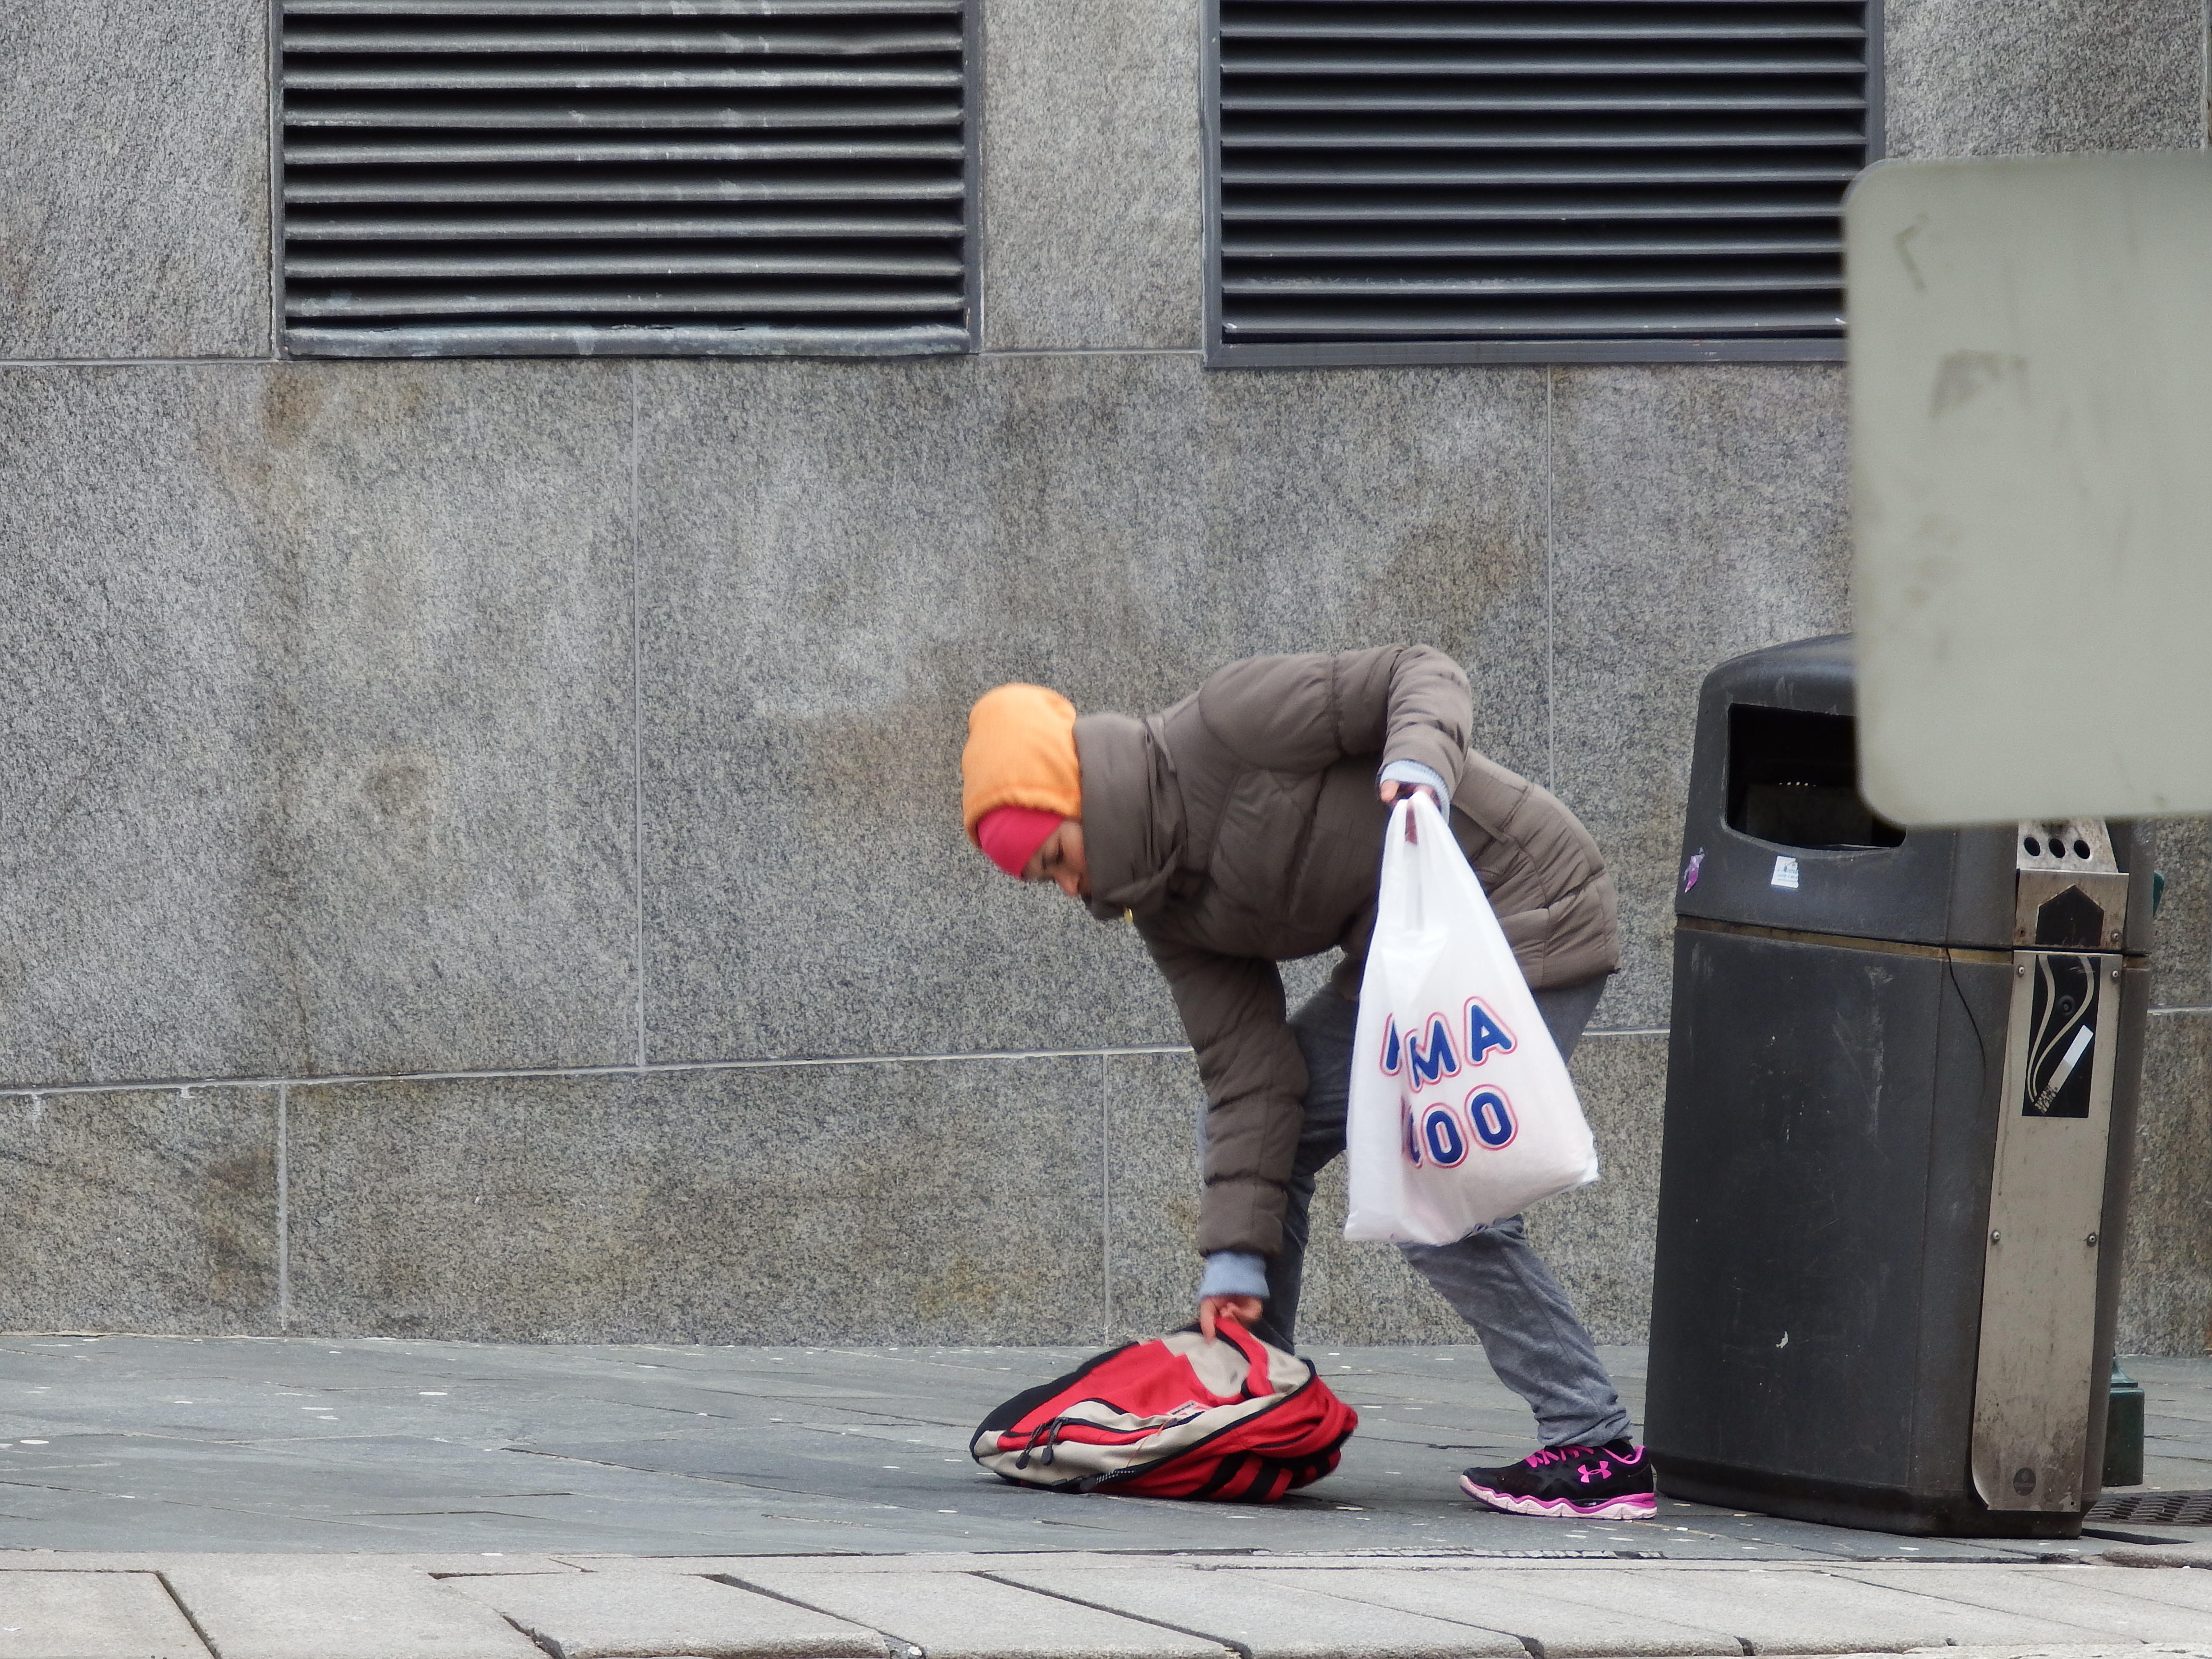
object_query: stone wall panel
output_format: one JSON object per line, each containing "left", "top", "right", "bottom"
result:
{"left": 1549, "top": 365, "right": 1853, "bottom": 1033}
{"left": 286, "top": 1060, "right": 1106, "bottom": 1344}
{"left": 981, "top": 0, "right": 1202, "bottom": 349}
{"left": 2148, "top": 817, "right": 2212, "bottom": 1012}
{"left": 0, "top": 2, "right": 269, "bottom": 358}
{"left": 0, "top": 1086, "right": 277, "bottom": 1333}
{"left": 252, "top": 362, "right": 638, "bottom": 1079}
{"left": 1885, "top": 0, "right": 2205, "bottom": 160}
{"left": 0, "top": 363, "right": 637, "bottom": 1086}
{"left": 0, "top": 366, "right": 303, "bottom": 1084}
{"left": 2119, "top": 1013, "right": 2212, "bottom": 1356}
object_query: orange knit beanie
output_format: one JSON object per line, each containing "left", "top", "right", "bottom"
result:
{"left": 962, "top": 685, "right": 1082, "bottom": 846}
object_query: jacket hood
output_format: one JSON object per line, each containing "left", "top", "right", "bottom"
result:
{"left": 1072, "top": 712, "right": 1187, "bottom": 918}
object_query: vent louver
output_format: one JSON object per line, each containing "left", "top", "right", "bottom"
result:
{"left": 280, "top": 0, "right": 972, "bottom": 357}
{"left": 1208, "top": 0, "right": 1879, "bottom": 363}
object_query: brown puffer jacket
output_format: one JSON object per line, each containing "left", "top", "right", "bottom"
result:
{"left": 1073, "top": 646, "right": 1619, "bottom": 1258}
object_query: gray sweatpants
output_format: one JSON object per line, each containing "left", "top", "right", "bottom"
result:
{"left": 1242, "top": 977, "right": 1634, "bottom": 1450}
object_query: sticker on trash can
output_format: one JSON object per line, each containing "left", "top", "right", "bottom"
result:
{"left": 1770, "top": 855, "right": 1800, "bottom": 890}
{"left": 2021, "top": 954, "right": 2099, "bottom": 1118}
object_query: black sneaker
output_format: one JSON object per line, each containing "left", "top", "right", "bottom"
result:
{"left": 1460, "top": 1438, "right": 1658, "bottom": 1519}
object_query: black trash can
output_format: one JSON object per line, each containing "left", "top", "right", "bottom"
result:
{"left": 1645, "top": 635, "right": 2152, "bottom": 1538}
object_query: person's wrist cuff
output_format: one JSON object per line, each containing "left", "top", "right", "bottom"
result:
{"left": 1379, "top": 758, "right": 1450, "bottom": 805}
{"left": 1198, "top": 1250, "right": 1270, "bottom": 1301}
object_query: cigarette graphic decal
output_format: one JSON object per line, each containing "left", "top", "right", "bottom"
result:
{"left": 2022, "top": 954, "right": 2099, "bottom": 1118}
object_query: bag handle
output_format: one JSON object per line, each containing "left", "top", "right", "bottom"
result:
{"left": 1380, "top": 794, "right": 1452, "bottom": 938}
{"left": 1212, "top": 1316, "right": 1286, "bottom": 1401}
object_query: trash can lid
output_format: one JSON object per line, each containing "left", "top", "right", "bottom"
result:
{"left": 1701, "top": 633, "right": 1855, "bottom": 718}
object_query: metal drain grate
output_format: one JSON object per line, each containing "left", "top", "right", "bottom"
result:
{"left": 279, "top": 0, "right": 974, "bottom": 357}
{"left": 1206, "top": 0, "right": 1882, "bottom": 364}
{"left": 2087, "top": 1490, "right": 2212, "bottom": 1526}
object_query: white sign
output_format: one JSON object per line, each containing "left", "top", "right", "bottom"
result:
{"left": 1849, "top": 150, "right": 2212, "bottom": 825}
{"left": 1771, "top": 855, "right": 1801, "bottom": 891}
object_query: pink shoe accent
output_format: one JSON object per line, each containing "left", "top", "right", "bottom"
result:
{"left": 1459, "top": 1474, "right": 1658, "bottom": 1521}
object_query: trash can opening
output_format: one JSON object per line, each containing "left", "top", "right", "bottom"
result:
{"left": 1726, "top": 704, "right": 1905, "bottom": 852}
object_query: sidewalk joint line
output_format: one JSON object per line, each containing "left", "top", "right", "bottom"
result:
{"left": 1238, "top": 1553, "right": 1560, "bottom": 1653}
{"left": 502, "top": 1610, "right": 561, "bottom": 1659}
{"left": 972, "top": 1570, "right": 1259, "bottom": 1659}
{"left": 708, "top": 1573, "right": 921, "bottom": 1657}
{"left": 156, "top": 1568, "right": 225, "bottom": 1659}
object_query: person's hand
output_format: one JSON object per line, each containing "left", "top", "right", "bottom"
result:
{"left": 1379, "top": 780, "right": 1440, "bottom": 841}
{"left": 1378, "top": 780, "right": 1441, "bottom": 808}
{"left": 1199, "top": 1295, "right": 1263, "bottom": 1342}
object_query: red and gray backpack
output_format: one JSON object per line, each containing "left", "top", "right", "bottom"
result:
{"left": 969, "top": 1321, "right": 1358, "bottom": 1502}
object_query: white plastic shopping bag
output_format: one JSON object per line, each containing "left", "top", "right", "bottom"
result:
{"left": 1343, "top": 792, "right": 1599, "bottom": 1245}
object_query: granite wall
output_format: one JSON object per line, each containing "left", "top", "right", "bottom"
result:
{"left": 0, "top": 0, "right": 2204, "bottom": 1355}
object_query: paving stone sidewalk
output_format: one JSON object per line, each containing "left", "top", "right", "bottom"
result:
{"left": 2, "top": 1549, "right": 2212, "bottom": 1659}
{"left": 1, "top": 1336, "right": 2208, "bottom": 1656}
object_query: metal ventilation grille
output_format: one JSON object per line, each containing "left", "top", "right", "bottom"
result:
{"left": 280, "top": 0, "right": 971, "bottom": 357}
{"left": 1209, "top": 0, "right": 1879, "bottom": 362}
{"left": 2088, "top": 1489, "right": 2212, "bottom": 1526}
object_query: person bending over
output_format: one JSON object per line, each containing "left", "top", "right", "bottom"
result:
{"left": 958, "top": 645, "right": 1654, "bottom": 1520}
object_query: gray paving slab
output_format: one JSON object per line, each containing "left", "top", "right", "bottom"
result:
{"left": 161, "top": 1563, "right": 545, "bottom": 1659}
{"left": 992, "top": 1564, "right": 1527, "bottom": 1658}
{"left": 2061, "top": 1563, "right": 2212, "bottom": 1614}
{"left": 1246, "top": 1565, "right": 1741, "bottom": 1656}
{"left": 1833, "top": 1563, "right": 2212, "bottom": 1641}
{"left": 453, "top": 1571, "right": 890, "bottom": 1658}
{"left": 730, "top": 1568, "right": 1231, "bottom": 1659}
{"left": 1440, "top": 1566, "right": 2128, "bottom": 1653}
{"left": 0, "top": 1570, "right": 209, "bottom": 1659}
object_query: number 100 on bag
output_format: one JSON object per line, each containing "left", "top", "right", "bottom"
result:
{"left": 1382, "top": 998, "right": 1520, "bottom": 1166}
